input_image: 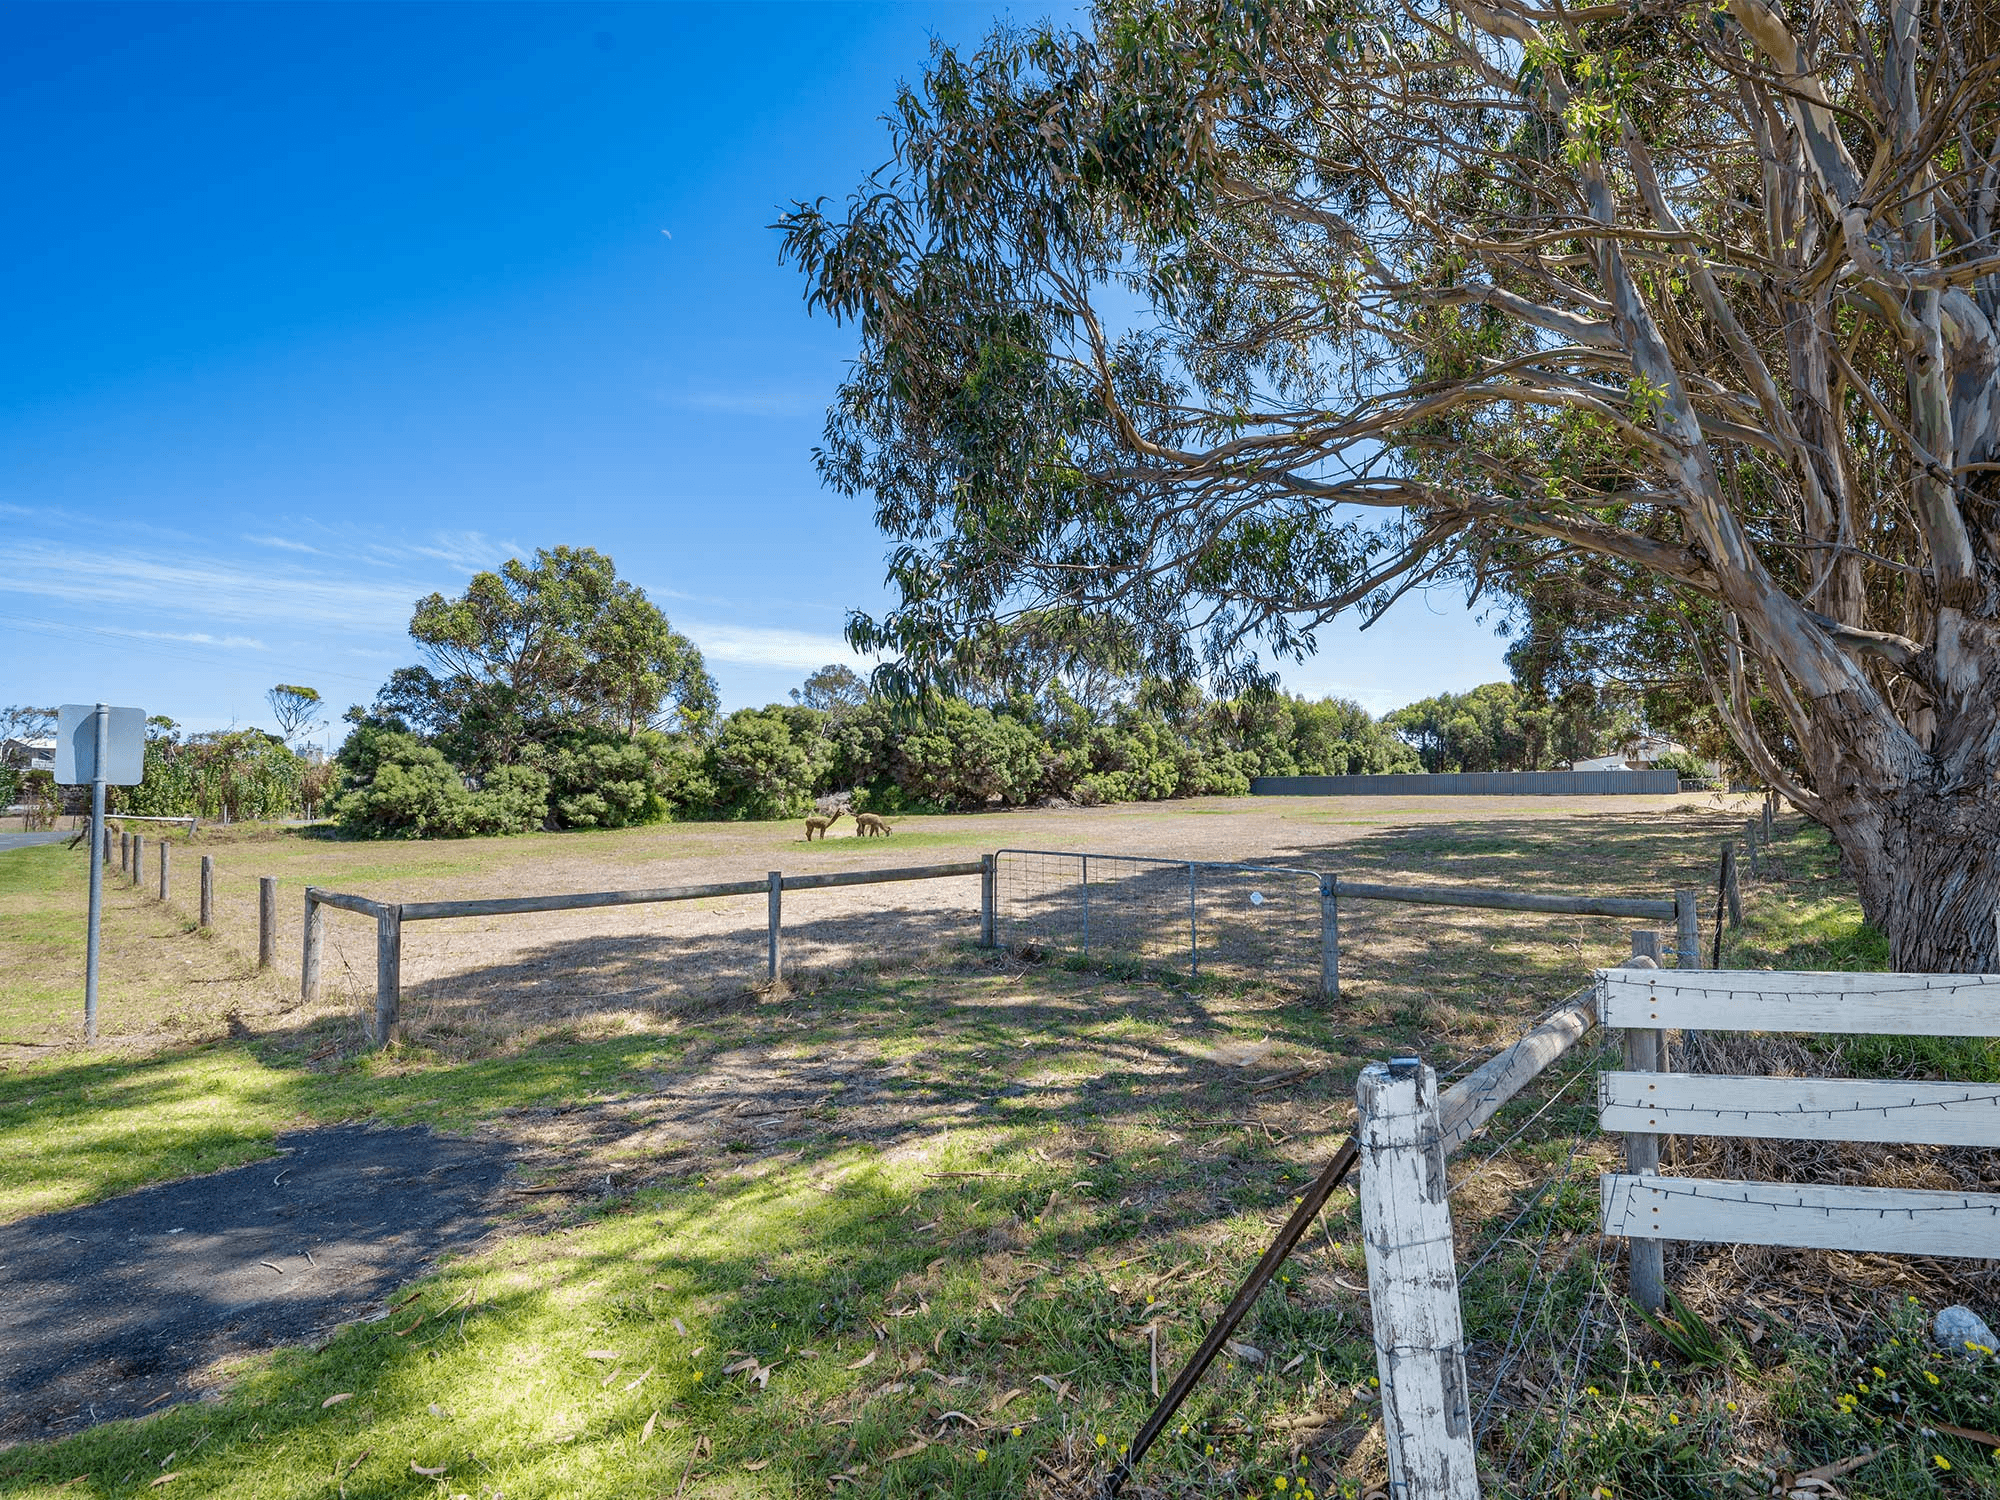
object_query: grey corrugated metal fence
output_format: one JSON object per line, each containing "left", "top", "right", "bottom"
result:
{"left": 1249, "top": 771, "right": 1680, "bottom": 796}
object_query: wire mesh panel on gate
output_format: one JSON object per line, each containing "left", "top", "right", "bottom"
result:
{"left": 994, "top": 849, "right": 1322, "bottom": 993}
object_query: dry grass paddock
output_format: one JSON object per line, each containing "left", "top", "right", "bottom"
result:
{"left": 36, "top": 791, "right": 1755, "bottom": 1058}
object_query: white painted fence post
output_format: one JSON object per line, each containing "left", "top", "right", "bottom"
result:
{"left": 1357, "top": 1057, "right": 1479, "bottom": 1499}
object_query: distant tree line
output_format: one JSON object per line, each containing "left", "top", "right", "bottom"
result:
{"left": 319, "top": 548, "right": 1644, "bottom": 839}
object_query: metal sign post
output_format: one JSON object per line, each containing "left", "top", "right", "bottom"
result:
{"left": 55, "top": 704, "right": 146, "bottom": 1045}
{"left": 85, "top": 707, "right": 105, "bottom": 1043}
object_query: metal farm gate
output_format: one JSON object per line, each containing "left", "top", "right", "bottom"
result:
{"left": 993, "top": 848, "right": 1332, "bottom": 996}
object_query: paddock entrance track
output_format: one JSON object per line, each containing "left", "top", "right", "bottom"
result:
{"left": 0, "top": 1124, "right": 514, "bottom": 1445}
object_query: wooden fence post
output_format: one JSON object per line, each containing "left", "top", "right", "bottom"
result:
{"left": 1081, "top": 854, "right": 1092, "bottom": 957}
{"left": 199, "top": 855, "right": 214, "bottom": 928}
{"left": 1186, "top": 862, "right": 1198, "bottom": 979}
{"left": 1721, "top": 841, "right": 1741, "bottom": 928}
{"left": 1762, "top": 795, "right": 1774, "bottom": 843}
{"left": 1319, "top": 875, "right": 1340, "bottom": 1003}
{"left": 1743, "top": 817, "right": 1761, "bottom": 877}
{"left": 979, "top": 853, "right": 996, "bottom": 948}
{"left": 767, "top": 870, "right": 783, "bottom": 983}
{"left": 1629, "top": 929, "right": 1661, "bottom": 963}
{"left": 132, "top": 835, "right": 144, "bottom": 888}
{"left": 301, "top": 889, "right": 323, "bottom": 1001}
{"left": 1621, "top": 944, "right": 1667, "bottom": 1313}
{"left": 375, "top": 905, "right": 401, "bottom": 1043}
{"left": 1674, "top": 889, "right": 1699, "bottom": 970}
{"left": 1356, "top": 1057, "right": 1479, "bottom": 1499}
{"left": 102, "top": 824, "right": 113, "bottom": 868}
{"left": 258, "top": 877, "right": 277, "bottom": 969}
{"left": 119, "top": 830, "right": 128, "bottom": 875}
{"left": 158, "top": 840, "right": 170, "bottom": 903}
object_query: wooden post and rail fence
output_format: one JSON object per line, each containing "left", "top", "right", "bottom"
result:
{"left": 296, "top": 852, "right": 1707, "bottom": 1046}
{"left": 304, "top": 857, "right": 995, "bottom": 1044}
{"left": 89, "top": 796, "right": 1798, "bottom": 1064}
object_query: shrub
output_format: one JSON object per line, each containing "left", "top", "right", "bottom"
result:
{"left": 704, "top": 707, "right": 824, "bottom": 820}
{"left": 1650, "top": 748, "right": 1710, "bottom": 781}
{"left": 535, "top": 728, "right": 679, "bottom": 829}
{"left": 890, "top": 701, "right": 1045, "bottom": 810}
{"left": 333, "top": 731, "right": 548, "bottom": 838}
{"left": 124, "top": 729, "right": 308, "bottom": 823}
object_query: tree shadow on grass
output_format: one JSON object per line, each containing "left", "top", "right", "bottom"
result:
{"left": 0, "top": 1122, "right": 515, "bottom": 1446}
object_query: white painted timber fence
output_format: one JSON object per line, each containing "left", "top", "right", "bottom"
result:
{"left": 304, "top": 856, "right": 998, "bottom": 1045}
{"left": 1359, "top": 963, "right": 2000, "bottom": 1498}
{"left": 1597, "top": 968, "right": 2000, "bottom": 1259}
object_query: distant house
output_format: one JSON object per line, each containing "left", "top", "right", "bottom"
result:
{"left": 1, "top": 736, "right": 54, "bottom": 775}
{"left": 1573, "top": 734, "right": 1715, "bottom": 776}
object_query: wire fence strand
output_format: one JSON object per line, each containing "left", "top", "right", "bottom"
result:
{"left": 994, "top": 848, "right": 1324, "bottom": 993}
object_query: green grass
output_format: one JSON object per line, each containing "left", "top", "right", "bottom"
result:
{"left": 0, "top": 954, "right": 1395, "bottom": 1498}
{"left": 5, "top": 799, "right": 1993, "bottom": 1498}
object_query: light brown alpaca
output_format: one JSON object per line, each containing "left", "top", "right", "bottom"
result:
{"left": 854, "top": 811, "right": 892, "bottom": 837}
{"left": 804, "top": 807, "right": 845, "bottom": 841}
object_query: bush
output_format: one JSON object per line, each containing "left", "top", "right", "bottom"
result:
{"left": 703, "top": 707, "right": 824, "bottom": 820}
{"left": 890, "top": 701, "right": 1044, "bottom": 810}
{"left": 1650, "top": 748, "right": 1710, "bottom": 781}
{"left": 333, "top": 730, "right": 548, "bottom": 838}
{"left": 124, "top": 729, "right": 309, "bottom": 822}
{"left": 535, "top": 729, "right": 679, "bottom": 829}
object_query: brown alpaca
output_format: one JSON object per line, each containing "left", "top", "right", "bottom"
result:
{"left": 804, "top": 807, "right": 845, "bottom": 841}
{"left": 854, "top": 812, "right": 892, "bottom": 837}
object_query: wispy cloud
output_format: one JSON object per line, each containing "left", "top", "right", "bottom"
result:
{"left": 684, "top": 622, "right": 867, "bottom": 672}
{"left": 245, "top": 524, "right": 524, "bottom": 575}
{"left": 662, "top": 389, "right": 827, "bottom": 420}
{"left": 125, "top": 628, "right": 268, "bottom": 650}
{"left": 403, "top": 530, "right": 526, "bottom": 572}
{"left": 0, "top": 541, "right": 423, "bottom": 631}
{"left": 244, "top": 534, "right": 327, "bottom": 555}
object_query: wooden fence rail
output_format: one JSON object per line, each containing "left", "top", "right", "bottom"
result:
{"left": 304, "top": 857, "right": 994, "bottom": 1044}
{"left": 1331, "top": 877, "right": 1675, "bottom": 921}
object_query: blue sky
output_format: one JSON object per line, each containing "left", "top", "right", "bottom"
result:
{"left": 1, "top": 2, "right": 1508, "bottom": 743}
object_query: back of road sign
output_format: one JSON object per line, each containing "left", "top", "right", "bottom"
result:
{"left": 54, "top": 705, "right": 146, "bottom": 786}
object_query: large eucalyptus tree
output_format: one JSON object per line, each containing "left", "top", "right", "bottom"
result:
{"left": 783, "top": 0, "right": 2000, "bottom": 969}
